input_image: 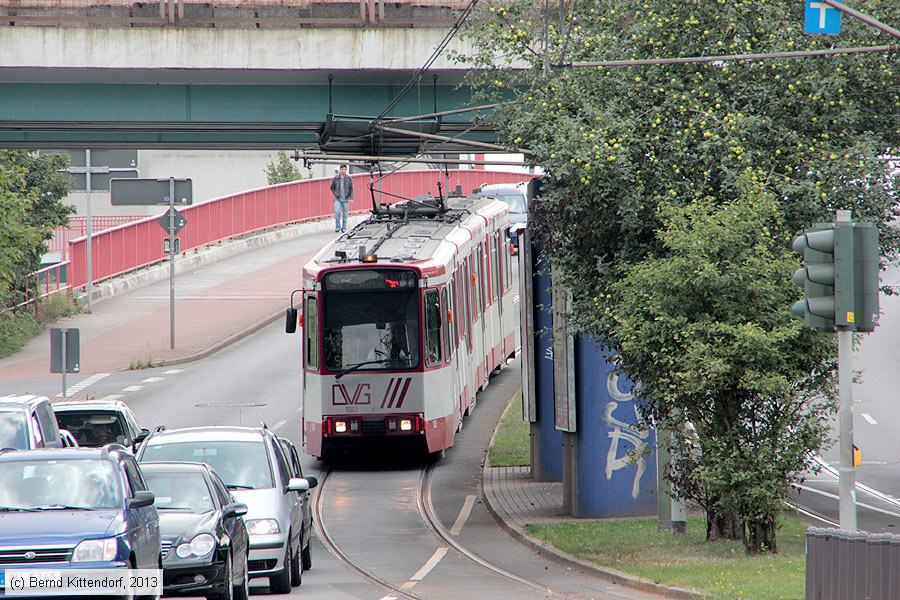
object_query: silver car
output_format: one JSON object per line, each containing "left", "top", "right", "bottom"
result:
{"left": 136, "top": 425, "right": 317, "bottom": 593}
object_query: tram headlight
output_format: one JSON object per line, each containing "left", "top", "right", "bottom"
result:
{"left": 334, "top": 420, "right": 347, "bottom": 433}
{"left": 399, "top": 418, "right": 413, "bottom": 431}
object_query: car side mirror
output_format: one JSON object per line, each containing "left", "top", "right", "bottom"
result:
{"left": 223, "top": 502, "right": 248, "bottom": 518}
{"left": 134, "top": 429, "right": 150, "bottom": 445}
{"left": 286, "top": 477, "right": 309, "bottom": 493}
{"left": 127, "top": 490, "right": 155, "bottom": 509}
{"left": 285, "top": 308, "right": 298, "bottom": 334}
{"left": 304, "top": 476, "right": 318, "bottom": 489}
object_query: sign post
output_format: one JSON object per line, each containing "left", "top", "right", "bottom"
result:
{"left": 50, "top": 328, "right": 80, "bottom": 397}
{"left": 111, "top": 177, "right": 190, "bottom": 351}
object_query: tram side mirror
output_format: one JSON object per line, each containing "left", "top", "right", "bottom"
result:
{"left": 285, "top": 308, "right": 298, "bottom": 334}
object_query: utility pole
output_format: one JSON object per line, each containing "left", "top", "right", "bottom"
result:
{"left": 835, "top": 210, "right": 856, "bottom": 531}
{"left": 85, "top": 150, "right": 93, "bottom": 312}
{"left": 168, "top": 177, "right": 176, "bottom": 350}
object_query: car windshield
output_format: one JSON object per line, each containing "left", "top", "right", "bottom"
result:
{"left": 497, "top": 194, "right": 527, "bottom": 214}
{"left": 140, "top": 440, "right": 274, "bottom": 490}
{"left": 144, "top": 471, "right": 214, "bottom": 513}
{"left": 55, "top": 411, "right": 128, "bottom": 447}
{"left": 0, "top": 412, "right": 28, "bottom": 449}
{"left": 0, "top": 459, "right": 121, "bottom": 510}
{"left": 322, "top": 269, "right": 421, "bottom": 371}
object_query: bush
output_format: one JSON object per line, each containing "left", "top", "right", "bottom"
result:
{"left": 0, "top": 294, "right": 84, "bottom": 359}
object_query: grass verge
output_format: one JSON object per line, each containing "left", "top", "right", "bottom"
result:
{"left": 526, "top": 515, "right": 806, "bottom": 600}
{"left": 489, "top": 390, "right": 530, "bottom": 467}
{"left": 0, "top": 294, "right": 84, "bottom": 359}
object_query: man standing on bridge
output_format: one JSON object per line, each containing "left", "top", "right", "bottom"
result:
{"left": 331, "top": 164, "right": 353, "bottom": 233}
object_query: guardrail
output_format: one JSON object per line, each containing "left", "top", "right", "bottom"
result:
{"left": 48, "top": 216, "right": 143, "bottom": 259}
{"left": 16, "top": 261, "right": 70, "bottom": 310}
{"left": 0, "top": 0, "right": 470, "bottom": 27}
{"left": 66, "top": 169, "right": 532, "bottom": 292}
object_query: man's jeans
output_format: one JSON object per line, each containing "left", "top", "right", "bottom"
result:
{"left": 334, "top": 199, "right": 349, "bottom": 231}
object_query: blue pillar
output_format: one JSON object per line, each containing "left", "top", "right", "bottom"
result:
{"left": 570, "top": 337, "right": 657, "bottom": 517}
{"left": 529, "top": 251, "right": 563, "bottom": 481}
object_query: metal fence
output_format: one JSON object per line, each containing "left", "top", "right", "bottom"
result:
{"left": 806, "top": 527, "right": 900, "bottom": 599}
{"left": 65, "top": 169, "right": 531, "bottom": 292}
{"left": 0, "top": 0, "right": 470, "bottom": 27}
{"left": 48, "top": 216, "right": 143, "bottom": 260}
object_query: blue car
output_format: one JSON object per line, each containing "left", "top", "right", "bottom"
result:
{"left": 0, "top": 446, "right": 161, "bottom": 598}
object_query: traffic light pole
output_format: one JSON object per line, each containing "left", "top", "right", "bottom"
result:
{"left": 168, "top": 177, "right": 176, "bottom": 350}
{"left": 836, "top": 209, "right": 857, "bottom": 531}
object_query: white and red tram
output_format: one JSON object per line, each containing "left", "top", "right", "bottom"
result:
{"left": 286, "top": 192, "right": 518, "bottom": 458}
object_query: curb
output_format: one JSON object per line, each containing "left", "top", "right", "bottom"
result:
{"left": 480, "top": 392, "right": 702, "bottom": 600}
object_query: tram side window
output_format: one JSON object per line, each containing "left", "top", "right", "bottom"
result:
{"left": 441, "top": 286, "right": 452, "bottom": 361}
{"left": 424, "top": 290, "right": 442, "bottom": 367}
{"left": 491, "top": 236, "right": 500, "bottom": 302}
{"left": 305, "top": 296, "right": 318, "bottom": 369}
{"left": 504, "top": 237, "right": 513, "bottom": 292}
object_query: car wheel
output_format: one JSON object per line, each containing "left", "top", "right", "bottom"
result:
{"left": 301, "top": 540, "right": 312, "bottom": 571}
{"left": 289, "top": 539, "right": 302, "bottom": 586}
{"left": 268, "top": 544, "right": 291, "bottom": 594}
{"left": 207, "top": 552, "right": 234, "bottom": 600}
{"left": 233, "top": 549, "right": 250, "bottom": 600}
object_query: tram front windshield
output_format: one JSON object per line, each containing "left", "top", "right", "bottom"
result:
{"left": 322, "top": 269, "right": 421, "bottom": 371}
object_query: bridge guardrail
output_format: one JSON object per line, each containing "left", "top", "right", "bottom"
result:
{"left": 65, "top": 169, "right": 532, "bottom": 293}
{"left": 0, "top": 0, "right": 470, "bottom": 27}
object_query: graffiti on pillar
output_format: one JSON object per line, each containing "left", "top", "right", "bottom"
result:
{"left": 604, "top": 373, "right": 650, "bottom": 498}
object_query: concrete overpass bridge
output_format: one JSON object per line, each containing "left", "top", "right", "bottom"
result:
{"left": 0, "top": 0, "right": 507, "bottom": 150}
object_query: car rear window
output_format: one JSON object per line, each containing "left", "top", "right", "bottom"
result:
{"left": 144, "top": 471, "right": 214, "bottom": 513}
{"left": 140, "top": 440, "right": 274, "bottom": 490}
{"left": 0, "top": 412, "right": 28, "bottom": 449}
{"left": 55, "top": 411, "right": 128, "bottom": 447}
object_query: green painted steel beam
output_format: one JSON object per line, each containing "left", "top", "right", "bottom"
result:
{"left": 0, "top": 82, "right": 500, "bottom": 149}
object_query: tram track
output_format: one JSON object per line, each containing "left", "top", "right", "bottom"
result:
{"left": 314, "top": 458, "right": 572, "bottom": 599}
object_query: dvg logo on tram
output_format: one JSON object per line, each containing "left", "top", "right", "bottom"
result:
{"left": 331, "top": 378, "right": 412, "bottom": 408}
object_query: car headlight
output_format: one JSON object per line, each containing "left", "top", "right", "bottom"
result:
{"left": 245, "top": 519, "right": 280, "bottom": 535}
{"left": 72, "top": 538, "right": 118, "bottom": 562}
{"left": 175, "top": 533, "right": 216, "bottom": 558}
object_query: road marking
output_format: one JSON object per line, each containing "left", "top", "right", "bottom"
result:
{"left": 449, "top": 495, "right": 477, "bottom": 536}
{"left": 55, "top": 373, "right": 110, "bottom": 397}
{"left": 861, "top": 413, "right": 877, "bottom": 425}
{"left": 274, "top": 419, "right": 287, "bottom": 430}
{"left": 142, "top": 377, "right": 164, "bottom": 383}
{"left": 97, "top": 395, "right": 123, "bottom": 402}
{"left": 400, "top": 546, "right": 448, "bottom": 589}
{"left": 122, "top": 385, "right": 143, "bottom": 392}
{"left": 163, "top": 369, "right": 183, "bottom": 375}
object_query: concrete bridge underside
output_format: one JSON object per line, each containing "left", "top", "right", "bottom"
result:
{"left": 0, "top": 27, "right": 505, "bottom": 149}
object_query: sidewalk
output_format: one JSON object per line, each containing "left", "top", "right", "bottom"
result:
{"left": 0, "top": 221, "right": 349, "bottom": 381}
{"left": 482, "top": 464, "right": 701, "bottom": 600}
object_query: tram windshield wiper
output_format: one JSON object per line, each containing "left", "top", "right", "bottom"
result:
{"left": 334, "top": 360, "right": 391, "bottom": 379}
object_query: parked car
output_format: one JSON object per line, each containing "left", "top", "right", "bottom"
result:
{"left": 0, "top": 445, "right": 160, "bottom": 594}
{"left": 141, "top": 462, "right": 249, "bottom": 600}
{"left": 137, "top": 425, "right": 317, "bottom": 594}
{"left": 480, "top": 183, "right": 528, "bottom": 252}
{"left": 0, "top": 394, "right": 66, "bottom": 450}
{"left": 54, "top": 399, "right": 150, "bottom": 452}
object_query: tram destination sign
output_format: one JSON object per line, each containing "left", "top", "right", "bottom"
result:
{"left": 323, "top": 269, "right": 417, "bottom": 291}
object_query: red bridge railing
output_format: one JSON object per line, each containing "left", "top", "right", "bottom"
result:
{"left": 67, "top": 169, "right": 532, "bottom": 291}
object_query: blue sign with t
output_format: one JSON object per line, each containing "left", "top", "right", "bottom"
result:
{"left": 805, "top": 0, "right": 842, "bottom": 34}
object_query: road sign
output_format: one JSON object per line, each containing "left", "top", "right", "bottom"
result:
{"left": 163, "top": 237, "right": 181, "bottom": 254}
{"left": 158, "top": 207, "right": 188, "bottom": 234}
{"left": 50, "top": 328, "right": 79, "bottom": 374}
{"left": 110, "top": 178, "right": 192, "bottom": 205}
{"left": 805, "top": 0, "right": 842, "bottom": 34}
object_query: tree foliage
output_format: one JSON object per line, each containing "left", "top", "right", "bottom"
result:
{"left": 0, "top": 151, "right": 72, "bottom": 308}
{"left": 458, "top": 0, "right": 899, "bottom": 552}
{"left": 265, "top": 151, "right": 306, "bottom": 185}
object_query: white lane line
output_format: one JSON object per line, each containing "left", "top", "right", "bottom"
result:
{"left": 163, "top": 369, "right": 183, "bottom": 375}
{"left": 378, "top": 596, "right": 399, "bottom": 600}
{"left": 122, "top": 385, "right": 143, "bottom": 392}
{"left": 274, "top": 419, "right": 287, "bottom": 430}
{"left": 449, "top": 495, "right": 477, "bottom": 536}
{"left": 861, "top": 413, "right": 877, "bottom": 425}
{"left": 142, "top": 377, "right": 164, "bottom": 383}
{"left": 56, "top": 373, "right": 110, "bottom": 397}
{"left": 401, "top": 546, "right": 448, "bottom": 589}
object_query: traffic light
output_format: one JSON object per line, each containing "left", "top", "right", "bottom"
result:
{"left": 791, "top": 220, "right": 879, "bottom": 332}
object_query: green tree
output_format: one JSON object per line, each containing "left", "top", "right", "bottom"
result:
{"left": 609, "top": 184, "right": 835, "bottom": 553}
{"left": 458, "top": 0, "right": 898, "bottom": 551}
{"left": 265, "top": 151, "right": 305, "bottom": 185}
{"left": 0, "top": 151, "right": 72, "bottom": 307}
